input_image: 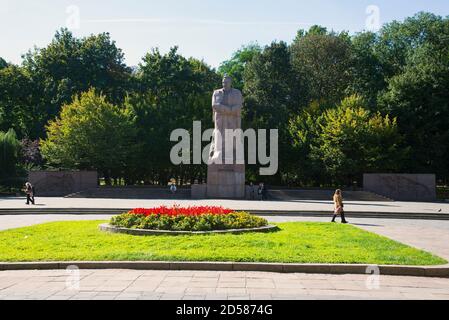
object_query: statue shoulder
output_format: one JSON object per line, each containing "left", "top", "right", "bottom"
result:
{"left": 232, "top": 88, "right": 243, "bottom": 96}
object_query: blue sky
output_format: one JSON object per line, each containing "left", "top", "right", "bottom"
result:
{"left": 1, "top": 0, "right": 448, "bottom": 68}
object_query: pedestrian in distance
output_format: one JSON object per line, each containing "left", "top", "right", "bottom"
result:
{"left": 332, "top": 189, "right": 348, "bottom": 224}
{"left": 169, "top": 179, "right": 177, "bottom": 194}
{"left": 24, "top": 182, "right": 35, "bottom": 205}
{"left": 258, "top": 183, "right": 265, "bottom": 201}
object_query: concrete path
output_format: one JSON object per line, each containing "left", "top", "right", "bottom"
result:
{"left": 0, "top": 269, "right": 448, "bottom": 300}
{"left": 0, "top": 214, "right": 112, "bottom": 232}
{"left": 1, "top": 197, "right": 448, "bottom": 214}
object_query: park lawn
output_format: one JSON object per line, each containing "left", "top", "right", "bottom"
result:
{"left": 0, "top": 221, "right": 445, "bottom": 266}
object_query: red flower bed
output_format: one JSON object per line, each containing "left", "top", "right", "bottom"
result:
{"left": 129, "top": 206, "right": 234, "bottom": 217}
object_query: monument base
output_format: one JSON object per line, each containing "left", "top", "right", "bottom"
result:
{"left": 207, "top": 164, "right": 245, "bottom": 199}
{"left": 191, "top": 184, "right": 207, "bottom": 199}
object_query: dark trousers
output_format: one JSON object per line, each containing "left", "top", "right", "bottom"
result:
{"left": 26, "top": 194, "right": 35, "bottom": 205}
{"left": 332, "top": 211, "right": 347, "bottom": 223}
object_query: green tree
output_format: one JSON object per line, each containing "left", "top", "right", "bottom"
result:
{"left": 244, "top": 41, "right": 297, "bottom": 129}
{"left": 218, "top": 43, "right": 262, "bottom": 90}
{"left": 375, "top": 12, "right": 448, "bottom": 79}
{"left": 290, "top": 96, "right": 408, "bottom": 186}
{"left": 379, "top": 42, "right": 449, "bottom": 178}
{"left": 349, "top": 32, "right": 386, "bottom": 108}
{"left": 0, "top": 129, "right": 21, "bottom": 185}
{"left": 0, "top": 65, "right": 39, "bottom": 137}
{"left": 21, "top": 29, "right": 132, "bottom": 138}
{"left": 287, "top": 98, "right": 337, "bottom": 186}
{"left": 41, "top": 89, "right": 138, "bottom": 184}
{"left": 0, "top": 58, "right": 7, "bottom": 70}
{"left": 243, "top": 41, "right": 298, "bottom": 183}
{"left": 375, "top": 12, "right": 449, "bottom": 180}
{"left": 127, "top": 48, "right": 220, "bottom": 185}
{"left": 290, "top": 26, "right": 353, "bottom": 107}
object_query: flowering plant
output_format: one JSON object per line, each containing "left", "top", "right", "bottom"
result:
{"left": 129, "top": 206, "right": 234, "bottom": 217}
{"left": 110, "top": 206, "right": 269, "bottom": 232}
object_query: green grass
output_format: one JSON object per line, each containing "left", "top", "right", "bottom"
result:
{"left": 0, "top": 221, "right": 445, "bottom": 265}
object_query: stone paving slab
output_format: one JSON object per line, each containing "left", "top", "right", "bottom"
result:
{"left": 0, "top": 270, "right": 448, "bottom": 300}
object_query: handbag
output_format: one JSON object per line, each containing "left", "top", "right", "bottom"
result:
{"left": 335, "top": 206, "right": 343, "bottom": 215}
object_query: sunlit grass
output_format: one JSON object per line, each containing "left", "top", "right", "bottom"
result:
{"left": 0, "top": 221, "right": 445, "bottom": 265}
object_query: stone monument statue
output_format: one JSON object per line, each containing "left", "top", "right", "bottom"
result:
{"left": 207, "top": 75, "right": 245, "bottom": 198}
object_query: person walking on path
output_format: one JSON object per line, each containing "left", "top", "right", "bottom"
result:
{"left": 249, "top": 182, "right": 255, "bottom": 200}
{"left": 332, "top": 189, "right": 348, "bottom": 224}
{"left": 257, "top": 183, "right": 265, "bottom": 201}
{"left": 169, "top": 179, "right": 177, "bottom": 194}
{"left": 24, "top": 182, "right": 35, "bottom": 205}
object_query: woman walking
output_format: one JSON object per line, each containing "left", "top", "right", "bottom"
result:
{"left": 332, "top": 189, "right": 348, "bottom": 224}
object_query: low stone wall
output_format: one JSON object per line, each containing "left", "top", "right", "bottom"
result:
{"left": 28, "top": 171, "right": 98, "bottom": 197}
{"left": 191, "top": 184, "right": 207, "bottom": 199}
{"left": 99, "top": 224, "right": 278, "bottom": 236}
{"left": 191, "top": 184, "right": 262, "bottom": 200}
{"left": 364, "top": 174, "right": 436, "bottom": 201}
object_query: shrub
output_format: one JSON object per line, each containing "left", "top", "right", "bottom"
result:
{"left": 110, "top": 206, "right": 269, "bottom": 232}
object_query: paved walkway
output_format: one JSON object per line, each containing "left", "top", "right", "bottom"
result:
{"left": 0, "top": 214, "right": 112, "bottom": 232}
{"left": 1, "top": 197, "right": 449, "bottom": 214}
{"left": 0, "top": 269, "right": 448, "bottom": 300}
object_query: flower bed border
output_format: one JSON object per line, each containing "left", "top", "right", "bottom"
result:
{"left": 99, "top": 223, "right": 279, "bottom": 236}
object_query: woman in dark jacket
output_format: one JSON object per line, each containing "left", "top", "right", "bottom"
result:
{"left": 24, "top": 182, "right": 35, "bottom": 205}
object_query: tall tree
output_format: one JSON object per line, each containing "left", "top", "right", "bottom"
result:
{"left": 41, "top": 89, "right": 138, "bottom": 184}
{"left": 127, "top": 48, "right": 220, "bottom": 184}
{"left": 0, "top": 65, "right": 39, "bottom": 138}
{"left": 0, "top": 58, "right": 7, "bottom": 70}
{"left": 290, "top": 96, "right": 408, "bottom": 186}
{"left": 379, "top": 42, "right": 449, "bottom": 178}
{"left": 0, "top": 129, "right": 21, "bottom": 184}
{"left": 244, "top": 41, "right": 297, "bottom": 129}
{"left": 349, "top": 32, "right": 387, "bottom": 108}
{"left": 218, "top": 43, "right": 262, "bottom": 90}
{"left": 376, "top": 12, "right": 449, "bottom": 180}
{"left": 21, "top": 28, "right": 132, "bottom": 138}
{"left": 243, "top": 41, "right": 298, "bottom": 183}
{"left": 290, "top": 26, "right": 353, "bottom": 107}
{"left": 375, "top": 12, "right": 448, "bottom": 79}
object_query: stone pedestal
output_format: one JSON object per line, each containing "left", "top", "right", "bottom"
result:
{"left": 191, "top": 184, "right": 207, "bottom": 199}
{"left": 363, "top": 174, "right": 436, "bottom": 201}
{"left": 245, "top": 185, "right": 258, "bottom": 200}
{"left": 207, "top": 164, "right": 245, "bottom": 199}
{"left": 28, "top": 171, "right": 98, "bottom": 197}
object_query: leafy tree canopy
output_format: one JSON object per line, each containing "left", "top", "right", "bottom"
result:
{"left": 41, "top": 89, "right": 138, "bottom": 183}
{"left": 218, "top": 43, "right": 262, "bottom": 90}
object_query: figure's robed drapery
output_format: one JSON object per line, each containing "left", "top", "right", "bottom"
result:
{"left": 209, "top": 88, "right": 243, "bottom": 164}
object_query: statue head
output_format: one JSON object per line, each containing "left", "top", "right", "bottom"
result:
{"left": 222, "top": 75, "right": 233, "bottom": 91}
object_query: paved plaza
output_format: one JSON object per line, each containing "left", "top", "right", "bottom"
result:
{"left": 1, "top": 197, "right": 449, "bottom": 300}
{"left": 0, "top": 269, "right": 448, "bottom": 300}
